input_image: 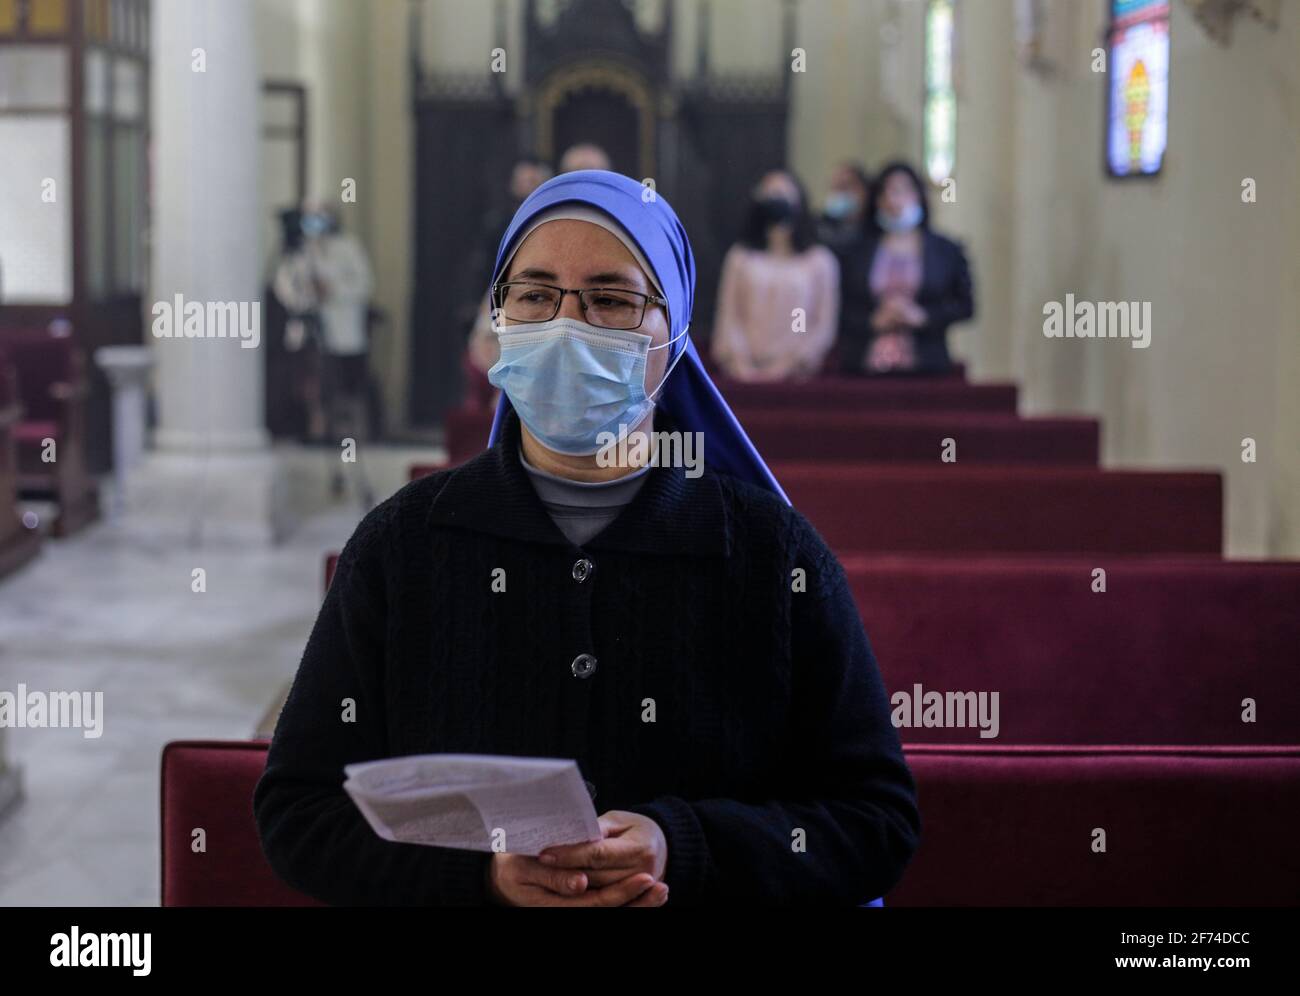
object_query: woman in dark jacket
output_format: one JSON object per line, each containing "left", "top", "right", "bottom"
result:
{"left": 836, "top": 161, "right": 974, "bottom": 375}
{"left": 253, "top": 169, "right": 920, "bottom": 907}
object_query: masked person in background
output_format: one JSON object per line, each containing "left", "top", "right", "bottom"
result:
{"left": 255, "top": 169, "right": 919, "bottom": 907}
{"left": 462, "top": 158, "right": 554, "bottom": 411}
{"left": 816, "top": 161, "right": 872, "bottom": 260}
{"left": 273, "top": 201, "right": 375, "bottom": 440}
{"left": 710, "top": 170, "right": 840, "bottom": 383}
{"left": 836, "top": 161, "right": 975, "bottom": 376}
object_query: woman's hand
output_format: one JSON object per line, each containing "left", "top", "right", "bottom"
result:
{"left": 737, "top": 356, "right": 799, "bottom": 383}
{"left": 787, "top": 354, "right": 821, "bottom": 381}
{"left": 720, "top": 355, "right": 761, "bottom": 382}
{"left": 895, "top": 298, "right": 928, "bottom": 328}
{"left": 866, "top": 331, "right": 917, "bottom": 373}
{"left": 484, "top": 811, "right": 669, "bottom": 906}
{"left": 537, "top": 811, "right": 670, "bottom": 906}
{"left": 870, "top": 300, "right": 900, "bottom": 333}
{"left": 485, "top": 850, "right": 662, "bottom": 907}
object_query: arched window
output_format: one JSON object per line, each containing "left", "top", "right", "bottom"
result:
{"left": 924, "top": 0, "right": 957, "bottom": 186}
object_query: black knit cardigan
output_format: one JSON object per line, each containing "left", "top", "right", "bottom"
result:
{"left": 253, "top": 408, "right": 920, "bottom": 906}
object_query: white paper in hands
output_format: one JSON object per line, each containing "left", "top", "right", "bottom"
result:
{"left": 343, "top": 754, "right": 602, "bottom": 855}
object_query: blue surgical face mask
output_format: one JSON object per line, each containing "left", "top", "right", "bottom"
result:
{"left": 301, "top": 213, "right": 330, "bottom": 238}
{"left": 877, "top": 200, "right": 923, "bottom": 232}
{"left": 487, "top": 316, "right": 689, "bottom": 456}
{"left": 824, "top": 191, "right": 859, "bottom": 220}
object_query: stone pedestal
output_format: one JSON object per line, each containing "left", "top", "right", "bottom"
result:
{"left": 117, "top": 450, "right": 291, "bottom": 546}
{"left": 94, "top": 345, "right": 153, "bottom": 518}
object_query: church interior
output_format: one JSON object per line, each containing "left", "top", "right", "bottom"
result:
{"left": 0, "top": 0, "right": 1297, "bottom": 914}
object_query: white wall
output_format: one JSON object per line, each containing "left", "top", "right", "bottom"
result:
{"left": 964, "top": 1, "right": 1299, "bottom": 557}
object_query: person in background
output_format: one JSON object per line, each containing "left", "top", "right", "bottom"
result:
{"left": 267, "top": 208, "right": 313, "bottom": 436}
{"left": 463, "top": 157, "right": 553, "bottom": 410}
{"left": 559, "top": 142, "right": 611, "bottom": 173}
{"left": 836, "top": 161, "right": 974, "bottom": 376}
{"left": 816, "top": 161, "right": 872, "bottom": 260}
{"left": 472, "top": 157, "right": 554, "bottom": 305}
{"left": 274, "top": 202, "right": 375, "bottom": 440}
{"left": 710, "top": 170, "right": 840, "bottom": 383}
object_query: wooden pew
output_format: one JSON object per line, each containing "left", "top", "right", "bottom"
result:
{"left": 7, "top": 326, "right": 100, "bottom": 536}
{"left": 0, "top": 347, "right": 41, "bottom": 580}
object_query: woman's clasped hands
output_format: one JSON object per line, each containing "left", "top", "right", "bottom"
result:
{"left": 486, "top": 810, "right": 670, "bottom": 907}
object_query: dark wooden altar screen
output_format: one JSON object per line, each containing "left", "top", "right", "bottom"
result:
{"left": 408, "top": 0, "right": 793, "bottom": 426}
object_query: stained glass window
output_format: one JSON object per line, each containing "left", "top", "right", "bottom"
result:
{"left": 1106, "top": 0, "right": 1170, "bottom": 177}
{"left": 924, "top": 0, "right": 956, "bottom": 186}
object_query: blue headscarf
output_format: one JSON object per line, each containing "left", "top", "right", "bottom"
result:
{"left": 485, "top": 169, "right": 789, "bottom": 504}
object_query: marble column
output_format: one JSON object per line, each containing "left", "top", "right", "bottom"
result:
{"left": 129, "top": 0, "right": 288, "bottom": 544}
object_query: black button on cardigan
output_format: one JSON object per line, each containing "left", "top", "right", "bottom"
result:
{"left": 253, "top": 408, "right": 920, "bottom": 906}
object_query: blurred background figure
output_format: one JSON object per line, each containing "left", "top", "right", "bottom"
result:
{"left": 558, "top": 142, "right": 612, "bottom": 173}
{"left": 836, "top": 161, "right": 973, "bottom": 376}
{"left": 265, "top": 207, "right": 312, "bottom": 438}
{"left": 273, "top": 201, "right": 375, "bottom": 441}
{"left": 710, "top": 170, "right": 839, "bottom": 383}
{"left": 817, "top": 161, "right": 872, "bottom": 260}
{"left": 461, "top": 157, "right": 553, "bottom": 411}
{"left": 472, "top": 157, "right": 553, "bottom": 305}
{"left": 461, "top": 143, "right": 612, "bottom": 411}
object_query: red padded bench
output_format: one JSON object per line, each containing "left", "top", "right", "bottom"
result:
{"left": 161, "top": 740, "right": 323, "bottom": 907}
{"left": 844, "top": 556, "right": 1300, "bottom": 745}
{"left": 777, "top": 463, "right": 1222, "bottom": 555}
{"left": 322, "top": 552, "right": 1298, "bottom": 745}
{"left": 441, "top": 408, "right": 1100, "bottom": 468}
{"left": 698, "top": 353, "right": 968, "bottom": 383}
{"left": 161, "top": 740, "right": 1300, "bottom": 906}
{"left": 714, "top": 377, "right": 1017, "bottom": 414}
{"left": 890, "top": 745, "right": 1300, "bottom": 906}
{"left": 3, "top": 325, "right": 99, "bottom": 535}
{"left": 410, "top": 460, "right": 1222, "bottom": 555}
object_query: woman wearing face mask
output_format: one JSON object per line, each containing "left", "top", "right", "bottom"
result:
{"left": 836, "top": 161, "right": 974, "bottom": 376}
{"left": 254, "top": 169, "right": 919, "bottom": 907}
{"left": 710, "top": 170, "right": 840, "bottom": 383}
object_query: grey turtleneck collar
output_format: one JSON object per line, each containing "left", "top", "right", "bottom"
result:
{"left": 517, "top": 445, "right": 654, "bottom": 547}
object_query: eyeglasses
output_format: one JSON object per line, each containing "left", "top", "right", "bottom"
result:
{"left": 492, "top": 280, "right": 668, "bottom": 331}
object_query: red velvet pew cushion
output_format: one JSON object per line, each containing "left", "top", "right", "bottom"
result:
{"left": 844, "top": 556, "right": 1300, "bottom": 745}
{"left": 713, "top": 377, "right": 1017, "bottom": 413}
{"left": 0, "top": 348, "right": 13, "bottom": 409}
{"left": 777, "top": 463, "right": 1222, "bottom": 555}
{"left": 161, "top": 740, "right": 1300, "bottom": 906}
{"left": 891, "top": 745, "right": 1300, "bottom": 906}
{"left": 12, "top": 421, "right": 61, "bottom": 443}
{"left": 440, "top": 409, "right": 1100, "bottom": 468}
{"left": 4, "top": 329, "right": 76, "bottom": 421}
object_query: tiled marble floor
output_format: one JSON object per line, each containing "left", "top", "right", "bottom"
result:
{"left": 0, "top": 444, "right": 441, "bottom": 906}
